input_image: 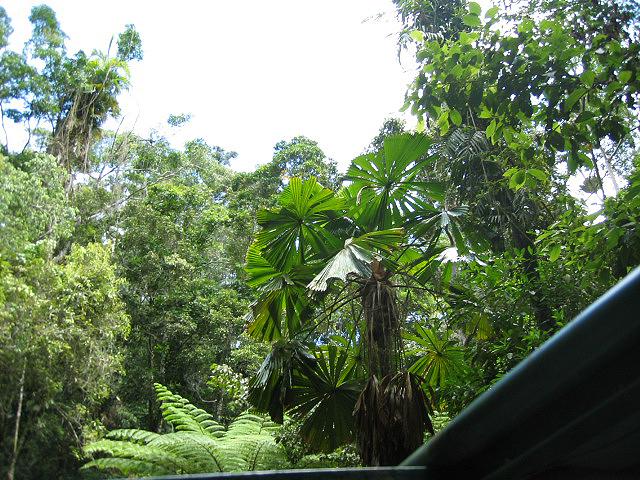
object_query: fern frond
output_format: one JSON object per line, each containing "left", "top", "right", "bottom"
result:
{"left": 84, "top": 439, "right": 189, "bottom": 472}
{"left": 226, "top": 413, "right": 281, "bottom": 437}
{"left": 81, "top": 457, "right": 174, "bottom": 476}
{"left": 218, "top": 435, "right": 289, "bottom": 471}
{"left": 105, "top": 429, "right": 161, "bottom": 445}
{"left": 149, "top": 432, "right": 226, "bottom": 472}
{"left": 154, "top": 383, "right": 225, "bottom": 436}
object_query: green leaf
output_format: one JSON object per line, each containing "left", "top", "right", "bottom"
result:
{"left": 527, "top": 168, "right": 547, "bottom": 182}
{"left": 578, "top": 152, "right": 594, "bottom": 168}
{"left": 245, "top": 249, "right": 317, "bottom": 340}
{"left": 580, "top": 70, "right": 596, "bottom": 88}
{"left": 548, "top": 130, "right": 566, "bottom": 151}
{"left": 540, "top": 19, "right": 557, "bottom": 31}
{"left": 450, "top": 108, "right": 462, "bottom": 126}
{"left": 565, "top": 87, "right": 587, "bottom": 111}
{"left": 549, "top": 244, "right": 561, "bottom": 262}
{"left": 509, "top": 169, "right": 526, "bottom": 190}
{"left": 437, "top": 110, "right": 449, "bottom": 127}
{"left": 245, "top": 245, "right": 281, "bottom": 288}
{"left": 308, "top": 241, "right": 367, "bottom": 291}
{"left": 503, "top": 167, "right": 519, "bottom": 178}
{"left": 485, "top": 119, "right": 497, "bottom": 138}
{"left": 468, "top": 2, "right": 482, "bottom": 15}
{"left": 154, "top": 384, "right": 224, "bottom": 436}
{"left": 440, "top": 118, "right": 450, "bottom": 135}
{"left": 619, "top": 70, "right": 633, "bottom": 83}
{"left": 466, "top": 313, "right": 493, "bottom": 340}
{"left": 502, "top": 127, "right": 515, "bottom": 145}
{"left": 485, "top": 6, "right": 499, "bottom": 18}
{"left": 479, "top": 107, "right": 493, "bottom": 119}
{"left": 459, "top": 31, "right": 478, "bottom": 45}
{"left": 307, "top": 229, "right": 405, "bottom": 292}
{"left": 605, "top": 227, "right": 624, "bottom": 251}
{"left": 413, "top": 181, "right": 446, "bottom": 202}
{"left": 576, "top": 111, "right": 595, "bottom": 123}
{"left": 462, "top": 14, "right": 481, "bottom": 28}
{"left": 535, "top": 230, "right": 556, "bottom": 243}
{"left": 248, "top": 340, "right": 316, "bottom": 423}
{"left": 255, "top": 178, "right": 343, "bottom": 271}
{"left": 567, "top": 154, "right": 578, "bottom": 173}
{"left": 518, "top": 18, "right": 534, "bottom": 33}
{"left": 469, "top": 82, "right": 484, "bottom": 109}
{"left": 409, "top": 30, "right": 424, "bottom": 42}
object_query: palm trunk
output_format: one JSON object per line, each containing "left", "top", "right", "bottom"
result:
{"left": 7, "top": 364, "right": 26, "bottom": 480}
{"left": 362, "top": 263, "right": 401, "bottom": 378}
{"left": 355, "top": 261, "right": 431, "bottom": 466}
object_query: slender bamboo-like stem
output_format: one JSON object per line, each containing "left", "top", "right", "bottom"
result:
{"left": 7, "top": 363, "right": 26, "bottom": 480}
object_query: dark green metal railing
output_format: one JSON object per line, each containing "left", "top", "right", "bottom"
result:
{"left": 142, "top": 467, "right": 426, "bottom": 480}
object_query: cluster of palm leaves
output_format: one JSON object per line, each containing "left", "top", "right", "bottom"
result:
{"left": 245, "top": 133, "right": 471, "bottom": 465}
{"left": 82, "top": 384, "right": 289, "bottom": 476}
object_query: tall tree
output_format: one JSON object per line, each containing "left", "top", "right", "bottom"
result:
{"left": 397, "top": 0, "right": 640, "bottom": 330}
{"left": 245, "top": 134, "right": 459, "bottom": 465}
{"left": 0, "top": 6, "right": 141, "bottom": 173}
{"left": 0, "top": 153, "right": 129, "bottom": 479}
{"left": 104, "top": 134, "right": 264, "bottom": 432}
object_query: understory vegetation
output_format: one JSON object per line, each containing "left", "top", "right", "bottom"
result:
{"left": 0, "top": 0, "right": 639, "bottom": 478}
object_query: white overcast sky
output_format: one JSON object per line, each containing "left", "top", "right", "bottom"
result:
{"left": 2, "top": 0, "right": 419, "bottom": 172}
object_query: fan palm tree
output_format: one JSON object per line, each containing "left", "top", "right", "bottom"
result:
{"left": 245, "top": 133, "right": 467, "bottom": 465}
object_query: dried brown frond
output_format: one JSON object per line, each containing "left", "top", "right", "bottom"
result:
{"left": 354, "top": 372, "right": 432, "bottom": 466}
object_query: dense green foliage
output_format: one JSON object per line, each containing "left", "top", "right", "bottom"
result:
{"left": 0, "top": 0, "right": 638, "bottom": 477}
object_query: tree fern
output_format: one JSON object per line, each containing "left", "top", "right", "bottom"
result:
{"left": 82, "top": 384, "right": 290, "bottom": 477}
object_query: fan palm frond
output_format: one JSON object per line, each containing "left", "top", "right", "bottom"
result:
{"left": 289, "top": 345, "right": 362, "bottom": 452}
{"left": 404, "top": 326, "right": 466, "bottom": 387}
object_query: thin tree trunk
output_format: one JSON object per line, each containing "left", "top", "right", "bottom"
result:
{"left": 0, "top": 104, "right": 9, "bottom": 150}
{"left": 590, "top": 149, "right": 607, "bottom": 200}
{"left": 602, "top": 150, "right": 620, "bottom": 195}
{"left": 147, "top": 337, "right": 160, "bottom": 432}
{"left": 7, "top": 364, "right": 26, "bottom": 480}
{"left": 216, "top": 393, "right": 225, "bottom": 421}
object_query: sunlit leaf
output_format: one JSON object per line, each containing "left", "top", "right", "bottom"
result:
{"left": 485, "top": 6, "right": 499, "bottom": 18}
{"left": 462, "top": 14, "right": 481, "bottom": 28}
{"left": 450, "top": 108, "right": 462, "bottom": 126}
